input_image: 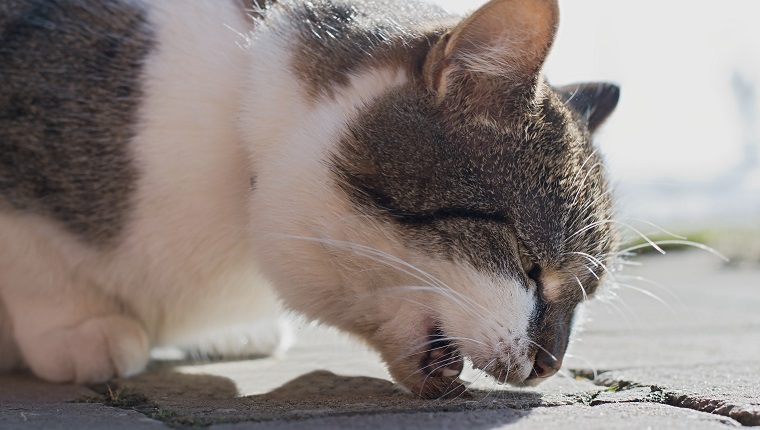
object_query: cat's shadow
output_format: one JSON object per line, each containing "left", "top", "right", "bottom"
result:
{"left": 99, "top": 365, "right": 542, "bottom": 428}
{"left": 0, "top": 363, "right": 544, "bottom": 427}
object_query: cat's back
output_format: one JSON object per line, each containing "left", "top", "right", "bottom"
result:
{"left": 0, "top": 0, "right": 155, "bottom": 243}
{"left": 0, "top": 0, "right": 257, "bottom": 245}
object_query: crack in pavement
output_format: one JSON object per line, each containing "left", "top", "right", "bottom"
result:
{"left": 571, "top": 369, "right": 758, "bottom": 427}
{"left": 667, "top": 393, "right": 759, "bottom": 427}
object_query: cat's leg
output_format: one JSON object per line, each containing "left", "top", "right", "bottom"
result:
{"left": 4, "top": 281, "right": 151, "bottom": 383}
{"left": 0, "top": 221, "right": 150, "bottom": 383}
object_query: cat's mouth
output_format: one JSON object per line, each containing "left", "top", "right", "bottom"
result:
{"left": 410, "top": 325, "right": 468, "bottom": 399}
{"left": 420, "top": 326, "right": 464, "bottom": 379}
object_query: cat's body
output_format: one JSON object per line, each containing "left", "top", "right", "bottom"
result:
{"left": 0, "top": 0, "right": 619, "bottom": 398}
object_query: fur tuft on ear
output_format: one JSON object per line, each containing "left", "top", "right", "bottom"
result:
{"left": 558, "top": 83, "right": 620, "bottom": 132}
{"left": 424, "top": 0, "right": 559, "bottom": 98}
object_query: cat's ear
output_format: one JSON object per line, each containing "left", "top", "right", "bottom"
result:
{"left": 558, "top": 83, "right": 620, "bottom": 132}
{"left": 424, "top": 0, "right": 559, "bottom": 98}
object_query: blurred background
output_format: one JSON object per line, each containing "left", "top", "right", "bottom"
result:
{"left": 426, "top": 0, "right": 760, "bottom": 263}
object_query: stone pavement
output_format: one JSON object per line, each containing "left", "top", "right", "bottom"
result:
{"left": 1, "top": 250, "right": 758, "bottom": 429}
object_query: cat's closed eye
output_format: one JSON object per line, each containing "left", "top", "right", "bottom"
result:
{"left": 519, "top": 245, "right": 542, "bottom": 284}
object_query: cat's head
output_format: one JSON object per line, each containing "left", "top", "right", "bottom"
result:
{"left": 247, "top": 0, "right": 619, "bottom": 398}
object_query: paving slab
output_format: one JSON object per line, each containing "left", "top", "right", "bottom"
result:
{"left": 0, "top": 373, "right": 96, "bottom": 403}
{"left": 0, "top": 373, "right": 170, "bottom": 429}
{"left": 0, "top": 403, "right": 169, "bottom": 430}
{"left": 565, "top": 251, "right": 760, "bottom": 370}
{"left": 210, "top": 403, "right": 741, "bottom": 430}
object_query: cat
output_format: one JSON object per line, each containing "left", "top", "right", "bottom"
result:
{"left": 0, "top": 0, "right": 620, "bottom": 399}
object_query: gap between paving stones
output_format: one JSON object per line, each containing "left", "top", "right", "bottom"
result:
{"left": 574, "top": 370, "right": 757, "bottom": 427}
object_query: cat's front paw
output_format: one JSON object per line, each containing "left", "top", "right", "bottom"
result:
{"left": 20, "top": 315, "right": 150, "bottom": 384}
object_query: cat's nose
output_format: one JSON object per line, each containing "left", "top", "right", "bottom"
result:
{"left": 530, "top": 350, "right": 562, "bottom": 379}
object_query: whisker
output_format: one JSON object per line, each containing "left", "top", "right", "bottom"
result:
{"left": 376, "top": 287, "right": 480, "bottom": 322}
{"left": 381, "top": 286, "right": 486, "bottom": 321}
{"left": 447, "top": 358, "right": 497, "bottom": 403}
{"left": 570, "top": 150, "right": 599, "bottom": 189}
{"left": 571, "top": 252, "right": 617, "bottom": 282}
{"left": 278, "top": 234, "right": 492, "bottom": 317}
{"left": 570, "top": 161, "right": 604, "bottom": 208}
{"left": 618, "top": 259, "right": 643, "bottom": 267}
{"left": 582, "top": 264, "right": 601, "bottom": 280}
{"left": 523, "top": 339, "right": 557, "bottom": 362}
{"left": 481, "top": 367, "right": 505, "bottom": 403}
{"left": 398, "top": 336, "right": 486, "bottom": 362}
{"left": 278, "top": 235, "right": 487, "bottom": 321}
{"left": 570, "top": 220, "right": 666, "bottom": 254}
{"left": 614, "top": 240, "right": 728, "bottom": 262}
{"left": 368, "top": 293, "right": 440, "bottom": 321}
{"left": 597, "top": 290, "right": 641, "bottom": 328}
{"left": 625, "top": 218, "right": 688, "bottom": 240}
{"left": 391, "top": 333, "right": 486, "bottom": 370}
{"left": 409, "top": 354, "right": 464, "bottom": 389}
{"left": 565, "top": 269, "right": 589, "bottom": 301}
{"left": 504, "top": 355, "right": 512, "bottom": 385}
{"left": 615, "top": 274, "right": 684, "bottom": 306}
{"left": 611, "top": 282, "right": 676, "bottom": 314}
{"left": 570, "top": 188, "right": 615, "bottom": 227}
{"left": 406, "top": 355, "right": 463, "bottom": 386}
{"left": 440, "top": 377, "right": 470, "bottom": 401}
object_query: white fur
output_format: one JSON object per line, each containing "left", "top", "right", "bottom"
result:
{"left": 240, "top": 21, "right": 413, "bottom": 323}
{"left": 435, "top": 266, "right": 536, "bottom": 382}
{"left": 121, "top": 0, "right": 284, "bottom": 350}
